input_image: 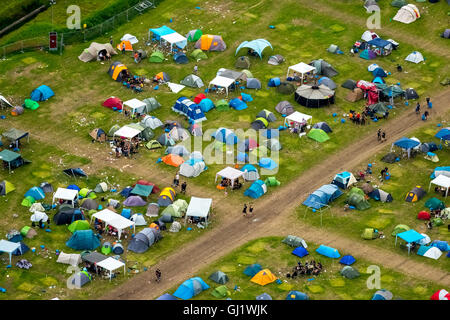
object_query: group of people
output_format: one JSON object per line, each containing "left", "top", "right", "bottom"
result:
{"left": 172, "top": 172, "right": 187, "bottom": 194}
{"left": 377, "top": 129, "right": 387, "bottom": 142}
{"left": 349, "top": 109, "right": 368, "bottom": 125}
{"left": 220, "top": 177, "right": 242, "bottom": 190}
{"left": 286, "top": 260, "right": 323, "bottom": 278}
{"left": 123, "top": 75, "right": 145, "bottom": 93}
{"left": 416, "top": 98, "right": 432, "bottom": 121}
{"left": 242, "top": 203, "right": 254, "bottom": 217}
{"left": 114, "top": 137, "right": 139, "bottom": 158}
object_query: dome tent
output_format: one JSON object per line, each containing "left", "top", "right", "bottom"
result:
{"left": 341, "top": 79, "right": 357, "bottom": 90}
{"left": 241, "top": 164, "right": 260, "bottom": 181}
{"left": 277, "top": 82, "right": 296, "bottom": 95}
{"left": 174, "top": 52, "right": 189, "bottom": 64}
{"left": 173, "top": 277, "right": 210, "bottom": 300}
{"left": 143, "top": 97, "right": 161, "bottom": 112}
{"left": 149, "top": 50, "right": 164, "bottom": 63}
{"left": 186, "top": 29, "right": 203, "bottom": 42}
{"left": 318, "top": 77, "right": 337, "bottom": 90}
{"left": 393, "top": 4, "right": 420, "bottom": 24}
{"left": 235, "top": 56, "right": 250, "bottom": 69}
{"left": 66, "top": 230, "right": 101, "bottom": 250}
{"left": 209, "top": 271, "right": 229, "bottom": 285}
{"left": 268, "top": 54, "right": 284, "bottom": 65}
{"left": 244, "top": 180, "right": 267, "bottom": 199}
{"left": 246, "top": 78, "right": 261, "bottom": 89}
{"left": 313, "top": 122, "right": 332, "bottom": 133}
{"left": 180, "top": 74, "right": 204, "bottom": 88}
{"left": 404, "top": 88, "right": 419, "bottom": 100}
{"left": 251, "top": 269, "right": 277, "bottom": 286}
{"left": 195, "top": 34, "right": 226, "bottom": 51}
{"left": 405, "top": 51, "right": 424, "bottom": 64}
{"left": 275, "top": 101, "right": 294, "bottom": 115}
{"left": 191, "top": 49, "right": 208, "bottom": 61}
{"left": 30, "top": 85, "right": 54, "bottom": 102}
{"left": 310, "top": 59, "right": 338, "bottom": 78}
{"left": 257, "top": 109, "right": 277, "bottom": 122}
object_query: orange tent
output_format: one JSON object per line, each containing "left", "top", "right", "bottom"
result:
{"left": 117, "top": 40, "right": 133, "bottom": 51}
{"left": 250, "top": 269, "right": 277, "bottom": 286}
{"left": 149, "top": 223, "right": 159, "bottom": 230}
{"left": 162, "top": 154, "right": 184, "bottom": 167}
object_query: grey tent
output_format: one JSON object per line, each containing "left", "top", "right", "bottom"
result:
{"left": 257, "top": 109, "right": 277, "bottom": 122}
{"left": 327, "top": 44, "right": 340, "bottom": 54}
{"left": 382, "top": 152, "right": 397, "bottom": 163}
{"left": 364, "top": 0, "right": 380, "bottom": 12}
{"left": 71, "top": 271, "right": 91, "bottom": 288}
{"left": 442, "top": 29, "right": 450, "bottom": 39}
{"left": 313, "top": 122, "right": 332, "bottom": 133}
{"left": 160, "top": 214, "right": 174, "bottom": 223}
{"left": 209, "top": 271, "right": 229, "bottom": 284}
{"left": 80, "top": 198, "right": 98, "bottom": 210}
{"left": 127, "top": 228, "right": 160, "bottom": 253}
{"left": 235, "top": 56, "right": 250, "bottom": 69}
{"left": 82, "top": 252, "right": 107, "bottom": 265}
{"left": 146, "top": 203, "right": 159, "bottom": 217}
{"left": 136, "top": 49, "right": 147, "bottom": 63}
{"left": 318, "top": 77, "right": 337, "bottom": 90}
{"left": 341, "top": 79, "right": 357, "bottom": 90}
{"left": 189, "top": 124, "right": 203, "bottom": 137}
{"left": 143, "top": 98, "right": 161, "bottom": 112}
{"left": 369, "top": 188, "right": 393, "bottom": 202}
{"left": 246, "top": 78, "right": 261, "bottom": 89}
{"left": 180, "top": 74, "right": 204, "bottom": 88}
{"left": 404, "top": 88, "right": 419, "bottom": 100}
{"left": 340, "top": 266, "right": 360, "bottom": 279}
{"left": 372, "top": 290, "right": 393, "bottom": 300}
{"left": 94, "top": 182, "right": 108, "bottom": 193}
{"left": 256, "top": 293, "right": 273, "bottom": 300}
{"left": 40, "top": 182, "right": 53, "bottom": 193}
{"left": 419, "top": 142, "right": 438, "bottom": 153}
{"left": 282, "top": 235, "right": 306, "bottom": 247}
{"left": 361, "top": 183, "right": 375, "bottom": 195}
{"left": 277, "top": 82, "right": 296, "bottom": 94}
{"left": 123, "top": 195, "right": 146, "bottom": 207}
{"left": 169, "top": 221, "right": 182, "bottom": 232}
{"left": 265, "top": 139, "right": 282, "bottom": 151}
{"left": 165, "top": 145, "right": 190, "bottom": 157}
{"left": 139, "top": 127, "right": 155, "bottom": 142}
{"left": 157, "top": 134, "right": 175, "bottom": 147}
{"left": 275, "top": 101, "right": 294, "bottom": 115}
{"left": 268, "top": 54, "right": 284, "bottom": 65}
{"left": 78, "top": 42, "right": 117, "bottom": 62}
{"left": 310, "top": 59, "right": 339, "bottom": 78}
{"left": 368, "top": 102, "right": 389, "bottom": 117}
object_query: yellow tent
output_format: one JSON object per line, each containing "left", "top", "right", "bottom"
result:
{"left": 250, "top": 269, "right": 277, "bottom": 286}
{"left": 117, "top": 40, "right": 133, "bottom": 52}
{"left": 0, "top": 180, "right": 15, "bottom": 195}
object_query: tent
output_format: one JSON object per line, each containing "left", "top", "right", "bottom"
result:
{"left": 0, "top": 240, "right": 21, "bottom": 264}
{"left": 405, "top": 186, "right": 426, "bottom": 202}
{"left": 391, "top": 0, "right": 407, "bottom": 8}
{"left": 25, "top": 187, "right": 45, "bottom": 201}
{"left": 295, "top": 85, "right": 335, "bottom": 108}
{"left": 186, "top": 29, "right": 203, "bottom": 42}
{"left": 339, "top": 255, "right": 356, "bottom": 266}
{"left": 268, "top": 77, "right": 281, "bottom": 87}
{"left": 11, "top": 106, "right": 24, "bottom": 116}
{"left": 257, "top": 110, "right": 277, "bottom": 122}
{"left": 303, "top": 184, "right": 343, "bottom": 209}
{"left": 130, "top": 184, "right": 154, "bottom": 198}
{"left": 149, "top": 50, "right": 164, "bottom": 63}
{"left": 209, "top": 271, "right": 229, "bottom": 284}
{"left": 244, "top": 180, "right": 267, "bottom": 199}
{"left": 372, "top": 289, "right": 393, "bottom": 300}
{"left": 116, "top": 40, "right": 133, "bottom": 52}
{"left": 268, "top": 54, "right": 284, "bottom": 65}
{"left": 212, "top": 128, "right": 239, "bottom": 145}
{"left": 2, "top": 128, "right": 29, "bottom": 146}
{"left": 91, "top": 209, "right": 135, "bottom": 239}
{"left": 168, "top": 127, "right": 190, "bottom": 142}
{"left": 292, "top": 246, "right": 309, "bottom": 258}
{"left": 251, "top": 269, "right": 277, "bottom": 286}
{"left": 368, "top": 189, "right": 393, "bottom": 202}
{"left": 199, "top": 98, "right": 215, "bottom": 113}
{"left": 191, "top": 49, "right": 208, "bottom": 61}
{"left": 264, "top": 176, "right": 281, "bottom": 187}
{"left": 56, "top": 251, "right": 82, "bottom": 266}
{"left": 157, "top": 293, "right": 178, "bottom": 300}
{"left": 282, "top": 235, "right": 307, "bottom": 248}
{"left": 53, "top": 208, "right": 84, "bottom": 225}
{"left": 275, "top": 101, "right": 294, "bottom": 116}
{"left": 158, "top": 187, "right": 176, "bottom": 207}
{"left": 395, "top": 229, "right": 425, "bottom": 254}
{"left": 327, "top": 44, "right": 341, "bottom": 54}
{"left": 235, "top": 56, "right": 250, "bottom": 69}
{"left": 172, "top": 97, "right": 207, "bottom": 123}
{"left": 173, "top": 277, "right": 210, "bottom": 300}
{"left": 30, "top": 85, "right": 54, "bottom": 101}
{"left": 405, "top": 51, "right": 424, "bottom": 63}
{"left": 70, "top": 271, "right": 92, "bottom": 288}
{"left": 372, "top": 67, "right": 387, "bottom": 78}
{"left": 392, "top": 137, "right": 421, "bottom": 158}
{"left": 52, "top": 187, "right": 79, "bottom": 208}
{"left": 368, "top": 102, "right": 389, "bottom": 117}
{"left": 142, "top": 97, "right": 161, "bottom": 113}
{"left": 341, "top": 266, "right": 360, "bottom": 279}
{"left": 318, "top": 77, "right": 337, "bottom": 90}
{"left": 180, "top": 159, "right": 206, "bottom": 178}
{"left": 429, "top": 175, "right": 450, "bottom": 197}
{"left": 185, "top": 197, "right": 212, "bottom": 225}
{"left": 78, "top": 42, "right": 117, "bottom": 62}
{"left": 424, "top": 197, "right": 445, "bottom": 211}
{"left": 103, "top": 97, "right": 122, "bottom": 110}
{"left": 63, "top": 167, "right": 88, "bottom": 178}
{"left": 331, "top": 172, "right": 357, "bottom": 189}
{"left": 243, "top": 264, "right": 262, "bottom": 277}
{"left": 162, "top": 154, "right": 184, "bottom": 167}
{"left": 120, "top": 33, "right": 138, "bottom": 44}
{"left": 417, "top": 246, "right": 442, "bottom": 260}
{"left": 149, "top": 25, "right": 175, "bottom": 41}
{"left": 247, "top": 78, "right": 261, "bottom": 89}
{"left": 68, "top": 220, "right": 90, "bottom": 233}
{"left": 346, "top": 192, "right": 371, "bottom": 210}
{"left": 362, "top": 228, "right": 379, "bottom": 240}
{"left": 0, "top": 150, "right": 29, "bottom": 173}
{"left": 286, "top": 291, "right": 309, "bottom": 300}
{"left": 173, "top": 52, "right": 189, "bottom": 64}
{"left": 229, "top": 98, "right": 248, "bottom": 110}
{"left": 108, "top": 62, "right": 128, "bottom": 82}
{"left": 359, "top": 49, "right": 377, "bottom": 60}
{"left": 209, "top": 76, "right": 236, "bottom": 96}
{"left": 123, "top": 195, "right": 146, "bottom": 207}
{"left": 264, "top": 139, "right": 282, "bottom": 152}
{"left": 141, "top": 115, "right": 163, "bottom": 130}
{"left": 277, "top": 82, "right": 296, "bottom": 95}
{"left": 66, "top": 230, "right": 100, "bottom": 250}
{"left": 235, "top": 39, "right": 273, "bottom": 58}
{"left": 258, "top": 158, "right": 278, "bottom": 170}
{"left": 166, "top": 145, "right": 190, "bottom": 157}
{"left": 161, "top": 32, "right": 187, "bottom": 51}
{"left": 316, "top": 244, "right": 340, "bottom": 258}
{"left": 180, "top": 74, "right": 204, "bottom": 88}
{"left": 80, "top": 198, "right": 98, "bottom": 210}
{"left": 23, "top": 98, "right": 39, "bottom": 110}
{"left": 195, "top": 34, "right": 226, "bottom": 51}
{"left": 342, "top": 79, "right": 357, "bottom": 90}
{"left": 287, "top": 62, "right": 316, "bottom": 84}
{"left": 393, "top": 4, "right": 420, "bottom": 24}
{"left": 310, "top": 59, "right": 338, "bottom": 78}
{"left": 418, "top": 211, "right": 431, "bottom": 220}
{"left": 308, "top": 129, "right": 330, "bottom": 143}
{"left": 89, "top": 128, "right": 106, "bottom": 142}
{"left": 215, "top": 167, "right": 245, "bottom": 187}
{"left": 97, "top": 257, "right": 126, "bottom": 281}
{"left": 127, "top": 227, "right": 161, "bottom": 253}
{"left": 431, "top": 289, "right": 450, "bottom": 301}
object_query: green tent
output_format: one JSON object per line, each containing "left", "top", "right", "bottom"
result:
{"left": 101, "top": 242, "right": 112, "bottom": 255}
{"left": 242, "top": 69, "right": 253, "bottom": 79}
{"left": 348, "top": 187, "right": 365, "bottom": 198}
{"left": 282, "top": 235, "right": 305, "bottom": 247}
{"left": 23, "top": 98, "right": 39, "bottom": 110}
{"left": 146, "top": 140, "right": 162, "bottom": 150}
{"left": 140, "top": 127, "right": 155, "bottom": 141}
{"left": 187, "top": 29, "right": 203, "bottom": 42}
{"left": 424, "top": 197, "right": 445, "bottom": 211}
{"left": 250, "top": 145, "right": 269, "bottom": 158}
{"left": 362, "top": 228, "right": 379, "bottom": 240}
{"left": 265, "top": 177, "right": 281, "bottom": 187}
{"left": 68, "top": 220, "right": 91, "bottom": 233}
{"left": 307, "top": 129, "right": 330, "bottom": 143}
{"left": 162, "top": 204, "right": 183, "bottom": 218}
{"left": 216, "top": 99, "right": 229, "bottom": 111}
{"left": 149, "top": 51, "right": 164, "bottom": 63}
{"left": 391, "top": 224, "right": 410, "bottom": 236}
{"left": 79, "top": 188, "right": 96, "bottom": 199}
{"left": 368, "top": 102, "right": 389, "bottom": 117}
{"left": 143, "top": 97, "right": 161, "bottom": 112}
{"left": 431, "top": 217, "right": 443, "bottom": 227}
{"left": 391, "top": 0, "right": 407, "bottom": 8}
{"left": 20, "top": 225, "right": 37, "bottom": 238}
{"left": 341, "top": 266, "right": 360, "bottom": 279}
{"left": 191, "top": 49, "right": 208, "bottom": 61}
{"left": 347, "top": 193, "right": 371, "bottom": 210}
{"left": 211, "top": 285, "right": 229, "bottom": 298}
{"left": 173, "top": 199, "right": 188, "bottom": 213}
{"left": 131, "top": 184, "right": 153, "bottom": 197}
{"left": 108, "top": 124, "right": 121, "bottom": 137}
{"left": 21, "top": 195, "right": 35, "bottom": 207}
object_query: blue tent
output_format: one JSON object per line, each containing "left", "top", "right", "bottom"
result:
{"left": 368, "top": 38, "right": 392, "bottom": 49}
{"left": 243, "top": 264, "right": 262, "bottom": 277}
{"left": 286, "top": 291, "right": 309, "bottom": 300}
{"left": 430, "top": 240, "right": 449, "bottom": 252}
{"left": 292, "top": 246, "right": 309, "bottom": 258}
{"left": 25, "top": 187, "right": 45, "bottom": 201}
{"left": 173, "top": 277, "right": 209, "bottom": 300}
{"left": 173, "top": 52, "right": 189, "bottom": 64}
{"left": 339, "top": 255, "right": 356, "bottom": 265}
{"left": 212, "top": 128, "right": 239, "bottom": 145}
{"left": 67, "top": 184, "right": 81, "bottom": 191}
{"left": 244, "top": 180, "right": 267, "bottom": 199}
{"left": 30, "top": 85, "right": 54, "bottom": 102}
{"left": 229, "top": 98, "right": 248, "bottom": 111}
{"left": 241, "top": 164, "right": 258, "bottom": 173}
{"left": 372, "top": 67, "right": 387, "bottom": 78}
{"left": 302, "top": 184, "right": 343, "bottom": 209}
{"left": 435, "top": 128, "right": 450, "bottom": 140}
{"left": 235, "top": 39, "right": 273, "bottom": 58}
{"left": 430, "top": 167, "right": 450, "bottom": 179}
{"left": 66, "top": 230, "right": 100, "bottom": 250}
{"left": 316, "top": 244, "right": 340, "bottom": 258}
{"left": 150, "top": 25, "right": 175, "bottom": 41}
{"left": 156, "top": 293, "right": 178, "bottom": 300}
{"left": 373, "top": 76, "right": 385, "bottom": 84}
{"left": 12, "top": 242, "right": 30, "bottom": 256}
{"left": 393, "top": 137, "right": 420, "bottom": 150}
{"left": 237, "top": 152, "right": 249, "bottom": 162}
{"left": 120, "top": 187, "right": 133, "bottom": 198}
{"left": 267, "top": 77, "right": 281, "bottom": 87}
{"left": 199, "top": 98, "right": 215, "bottom": 113}
{"left": 258, "top": 158, "right": 278, "bottom": 170}
{"left": 172, "top": 97, "right": 207, "bottom": 123}
{"left": 371, "top": 289, "right": 393, "bottom": 300}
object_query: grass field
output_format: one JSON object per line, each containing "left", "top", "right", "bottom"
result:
{"left": 168, "top": 237, "right": 442, "bottom": 300}
{"left": 0, "top": 0, "right": 448, "bottom": 300}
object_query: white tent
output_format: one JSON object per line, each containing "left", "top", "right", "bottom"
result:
{"left": 161, "top": 32, "right": 187, "bottom": 51}
{"left": 410, "top": 137, "right": 421, "bottom": 150}
{"left": 208, "top": 76, "right": 236, "bottom": 96}
{"left": 215, "top": 167, "right": 246, "bottom": 187}
{"left": 30, "top": 211, "right": 48, "bottom": 223}
{"left": 123, "top": 98, "right": 147, "bottom": 117}
{"left": 53, "top": 188, "right": 79, "bottom": 207}
{"left": 405, "top": 51, "right": 424, "bottom": 64}
{"left": 418, "top": 234, "right": 431, "bottom": 246}
{"left": 96, "top": 257, "right": 126, "bottom": 281}
{"left": 286, "top": 62, "right": 316, "bottom": 84}
{"left": 185, "top": 196, "right": 212, "bottom": 224}
{"left": 180, "top": 161, "right": 206, "bottom": 178}
{"left": 113, "top": 126, "right": 142, "bottom": 140}
{"left": 284, "top": 111, "right": 313, "bottom": 126}
{"left": 0, "top": 240, "right": 21, "bottom": 264}
{"left": 130, "top": 214, "right": 147, "bottom": 226}
{"left": 361, "top": 30, "right": 379, "bottom": 42}
{"left": 393, "top": 4, "right": 420, "bottom": 24}
{"left": 141, "top": 115, "right": 163, "bottom": 130}
{"left": 421, "top": 247, "right": 442, "bottom": 260}
{"left": 167, "top": 82, "right": 186, "bottom": 93}
{"left": 29, "top": 202, "right": 45, "bottom": 213}
{"left": 429, "top": 175, "right": 450, "bottom": 197}
{"left": 91, "top": 209, "right": 135, "bottom": 239}
{"left": 56, "top": 251, "right": 82, "bottom": 266}
{"left": 121, "top": 34, "right": 139, "bottom": 44}
{"left": 0, "top": 95, "right": 13, "bottom": 108}
{"left": 367, "top": 63, "right": 379, "bottom": 72}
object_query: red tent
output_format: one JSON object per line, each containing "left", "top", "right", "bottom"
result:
{"left": 132, "top": 180, "right": 160, "bottom": 194}
{"left": 103, "top": 97, "right": 123, "bottom": 110}
{"left": 193, "top": 93, "right": 206, "bottom": 104}
{"left": 417, "top": 211, "right": 431, "bottom": 220}
{"left": 430, "top": 289, "right": 450, "bottom": 300}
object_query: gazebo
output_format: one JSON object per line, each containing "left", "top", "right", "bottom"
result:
{"left": 208, "top": 76, "right": 236, "bottom": 96}
{"left": 91, "top": 209, "right": 136, "bottom": 240}
{"left": 113, "top": 126, "right": 142, "bottom": 141}
{"left": 395, "top": 229, "right": 425, "bottom": 255}
{"left": 286, "top": 62, "right": 316, "bottom": 84}
{"left": 0, "top": 150, "right": 23, "bottom": 173}
{"left": 429, "top": 175, "right": 450, "bottom": 197}
{"left": 123, "top": 98, "right": 147, "bottom": 117}
{"left": 0, "top": 239, "right": 22, "bottom": 264}
{"left": 284, "top": 111, "right": 313, "bottom": 127}
{"left": 215, "top": 167, "right": 246, "bottom": 187}
{"left": 53, "top": 187, "right": 79, "bottom": 207}
{"left": 184, "top": 196, "right": 213, "bottom": 226}
{"left": 96, "top": 257, "right": 126, "bottom": 281}
{"left": 161, "top": 32, "right": 187, "bottom": 51}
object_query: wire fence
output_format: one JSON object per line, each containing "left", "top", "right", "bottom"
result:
{"left": 1, "top": 0, "right": 159, "bottom": 59}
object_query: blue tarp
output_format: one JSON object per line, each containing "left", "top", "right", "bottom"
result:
{"left": 24, "top": 187, "right": 45, "bottom": 200}
{"left": 316, "top": 244, "right": 340, "bottom": 258}
{"left": 393, "top": 137, "right": 420, "bottom": 150}
{"left": 244, "top": 180, "right": 266, "bottom": 199}
{"left": 229, "top": 98, "right": 248, "bottom": 111}
{"left": 150, "top": 25, "right": 175, "bottom": 40}
{"left": 30, "top": 85, "right": 54, "bottom": 102}
{"left": 235, "top": 39, "right": 273, "bottom": 59}
{"left": 435, "top": 128, "right": 450, "bottom": 140}
{"left": 173, "top": 277, "right": 209, "bottom": 300}
{"left": 302, "top": 184, "right": 343, "bottom": 209}
{"left": 292, "top": 246, "right": 309, "bottom": 258}
{"left": 339, "top": 255, "right": 356, "bottom": 265}
{"left": 397, "top": 229, "right": 424, "bottom": 243}
{"left": 431, "top": 240, "right": 450, "bottom": 252}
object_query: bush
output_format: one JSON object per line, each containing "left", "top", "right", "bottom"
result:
{"left": 0, "top": 0, "right": 46, "bottom": 31}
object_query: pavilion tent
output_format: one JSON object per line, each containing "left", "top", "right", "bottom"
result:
{"left": 295, "top": 85, "right": 335, "bottom": 108}
{"left": 0, "top": 150, "right": 30, "bottom": 173}
{"left": 215, "top": 167, "right": 245, "bottom": 187}
{"left": 53, "top": 188, "right": 79, "bottom": 208}
{"left": 429, "top": 175, "right": 450, "bottom": 197}
{"left": 91, "top": 209, "right": 135, "bottom": 239}
{"left": 395, "top": 229, "right": 425, "bottom": 255}
{"left": 287, "top": 62, "right": 316, "bottom": 84}
{"left": 149, "top": 25, "right": 175, "bottom": 41}
{"left": 284, "top": 111, "right": 313, "bottom": 127}
{"left": 0, "top": 240, "right": 22, "bottom": 264}
{"left": 185, "top": 197, "right": 213, "bottom": 225}
{"left": 122, "top": 99, "right": 147, "bottom": 117}
{"left": 96, "top": 257, "right": 126, "bottom": 281}
{"left": 209, "top": 76, "right": 236, "bottom": 96}
{"left": 2, "top": 128, "right": 29, "bottom": 146}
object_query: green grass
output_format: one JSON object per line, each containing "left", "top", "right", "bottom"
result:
{"left": 168, "top": 237, "right": 441, "bottom": 300}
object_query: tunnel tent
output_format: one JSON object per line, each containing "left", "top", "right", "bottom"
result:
{"left": 195, "top": 34, "right": 226, "bottom": 51}
{"left": 78, "top": 42, "right": 117, "bottom": 62}
{"left": 268, "top": 54, "right": 284, "bottom": 65}
{"left": 149, "top": 50, "right": 165, "bottom": 63}
{"left": 191, "top": 49, "right": 208, "bottom": 61}
{"left": 393, "top": 4, "right": 420, "bottom": 24}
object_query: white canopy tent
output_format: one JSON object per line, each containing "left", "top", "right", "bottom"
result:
{"left": 53, "top": 188, "right": 79, "bottom": 207}
{"left": 0, "top": 240, "right": 21, "bottom": 265}
{"left": 286, "top": 62, "right": 316, "bottom": 84}
{"left": 113, "top": 126, "right": 142, "bottom": 140}
{"left": 185, "top": 196, "right": 213, "bottom": 225}
{"left": 91, "top": 209, "right": 135, "bottom": 239}
{"left": 161, "top": 32, "right": 187, "bottom": 51}
{"left": 429, "top": 175, "right": 450, "bottom": 197}
{"left": 215, "top": 167, "right": 246, "bottom": 187}
{"left": 123, "top": 98, "right": 147, "bottom": 117}
{"left": 208, "top": 76, "right": 236, "bottom": 96}
{"left": 96, "top": 257, "right": 126, "bottom": 281}
{"left": 284, "top": 111, "right": 313, "bottom": 127}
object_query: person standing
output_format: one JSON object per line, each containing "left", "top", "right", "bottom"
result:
{"left": 173, "top": 173, "right": 180, "bottom": 188}
{"left": 155, "top": 269, "right": 161, "bottom": 282}
{"left": 415, "top": 102, "right": 420, "bottom": 115}
{"left": 249, "top": 204, "right": 254, "bottom": 216}
{"left": 242, "top": 203, "right": 248, "bottom": 217}
{"left": 194, "top": 64, "right": 198, "bottom": 75}
{"left": 122, "top": 42, "right": 126, "bottom": 54}
{"left": 381, "top": 131, "right": 386, "bottom": 142}
{"left": 426, "top": 97, "right": 432, "bottom": 109}
{"left": 377, "top": 129, "right": 382, "bottom": 141}
{"left": 181, "top": 181, "right": 187, "bottom": 194}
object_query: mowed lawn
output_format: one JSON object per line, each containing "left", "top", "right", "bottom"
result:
{"left": 297, "top": 119, "right": 450, "bottom": 271}
{"left": 168, "top": 237, "right": 442, "bottom": 300}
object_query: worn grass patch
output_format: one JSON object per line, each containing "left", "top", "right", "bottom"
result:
{"left": 40, "top": 277, "right": 58, "bottom": 286}
{"left": 21, "top": 57, "right": 37, "bottom": 65}
{"left": 329, "top": 24, "right": 345, "bottom": 32}
{"left": 329, "top": 278, "right": 345, "bottom": 287}
{"left": 32, "top": 171, "right": 52, "bottom": 179}
{"left": 247, "top": 241, "right": 266, "bottom": 253}
{"left": 236, "top": 255, "right": 255, "bottom": 265}
{"left": 277, "top": 282, "right": 293, "bottom": 291}
{"left": 90, "top": 112, "right": 106, "bottom": 119}
{"left": 17, "top": 282, "right": 36, "bottom": 293}
{"left": 221, "top": 265, "right": 237, "bottom": 273}
{"left": 306, "top": 284, "right": 324, "bottom": 293}
{"left": 367, "top": 216, "right": 392, "bottom": 229}
{"left": 381, "top": 275, "right": 394, "bottom": 283}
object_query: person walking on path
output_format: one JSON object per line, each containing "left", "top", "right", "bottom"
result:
{"left": 415, "top": 102, "right": 421, "bottom": 115}
{"left": 155, "top": 269, "right": 161, "bottom": 282}
{"left": 181, "top": 181, "right": 187, "bottom": 194}
{"left": 377, "top": 129, "right": 382, "bottom": 142}
{"left": 426, "top": 97, "right": 432, "bottom": 110}
{"left": 242, "top": 203, "right": 248, "bottom": 217}
{"left": 173, "top": 173, "right": 180, "bottom": 188}
{"left": 381, "top": 131, "right": 386, "bottom": 142}
{"left": 249, "top": 204, "right": 254, "bottom": 217}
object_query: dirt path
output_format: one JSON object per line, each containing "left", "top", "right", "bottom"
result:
{"left": 98, "top": 88, "right": 450, "bottom": 299}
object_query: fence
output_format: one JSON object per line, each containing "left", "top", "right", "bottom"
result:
{"left": 1, "top": 0, "right": 159, "bottom": 59}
